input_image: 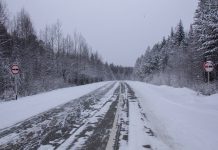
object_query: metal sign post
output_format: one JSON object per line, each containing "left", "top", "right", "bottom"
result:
{"left": 11, "top": 64, "right": 20, "bottom": 100}
{"left": 15, "top": 75, "right": 18, "bottom": 100}
{"left": 204, "top": 61, "right": 214, "bottom": 93}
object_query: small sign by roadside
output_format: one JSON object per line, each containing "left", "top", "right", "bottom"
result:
{"left": 203, "top": 61, "right": 214, "bottom": 93}
{"left": 11, "top": 64, "right": 19, "bottom": 100}
{"left": 204, "top": 61, "right": 214, "bottom": 72}
{"left": 11, "top": 64, "right": 20, "bottom": 75}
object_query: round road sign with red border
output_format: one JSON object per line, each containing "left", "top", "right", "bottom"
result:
{"left": 11, "top": 64, "right": 20, "bottom": 74}
{"left": 204, "top": 61, "right": 214, "bottom": 72}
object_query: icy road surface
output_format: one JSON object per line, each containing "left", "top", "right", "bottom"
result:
{"left": 0, "top": 81, "right": 218, "bottom": 150}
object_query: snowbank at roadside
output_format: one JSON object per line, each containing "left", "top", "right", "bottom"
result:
{"left": 127, "top": 81, "right": 218, "bottom": 150}
{"left": 0, "top": 81, "right": 112, "bottom": 130}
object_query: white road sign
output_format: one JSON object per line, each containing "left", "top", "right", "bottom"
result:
{"left": 11, "top": 64, "right": 20, "bottom": 75}
{"left": 204, "top": 61, "right": 214, "bottom": 72}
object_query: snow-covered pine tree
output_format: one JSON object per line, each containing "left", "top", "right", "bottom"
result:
{"left": 175, "top": 20, "right": 185, "bottom": 46}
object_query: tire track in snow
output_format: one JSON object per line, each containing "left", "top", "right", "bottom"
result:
{"left": 58, "top": 82, "right": 120, "bottom": 150}
{"left": 0, "top": 82, "right": 116, "bottom": 150}
{"left": 105, "top": 82, "right": 164, "bottom": 150}
{"left": 127, "top": 82, "right": 171, "bottom": 150}
{"left": 106, "top": 82, "right": 129, "bottom": 150}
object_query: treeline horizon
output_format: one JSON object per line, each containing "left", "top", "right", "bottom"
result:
{"left": 1, "top": 0, "right": 217, "bottom": 100}
{"left": 0, "top": 1, "right": 133, "bottom": 100}
{"left": 133, "top": 0, "right": 218, "bottom": 94}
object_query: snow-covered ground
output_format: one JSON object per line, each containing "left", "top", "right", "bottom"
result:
{"left": 127, "top": 81, "right": 218, "bottom": 150}
{"left": 0, "top": 81, "right": 111, "bottom": 130}
{"left": 1, "top": 80, "right": 218, "bottom": 150}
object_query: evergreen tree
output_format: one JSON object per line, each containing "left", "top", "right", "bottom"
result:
{"left": 175, "top": 20, "right": 185, "bottom": 46}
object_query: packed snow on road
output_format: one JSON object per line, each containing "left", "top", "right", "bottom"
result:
{"left": 0, "top": 81, "right": 218, "bottom": 150}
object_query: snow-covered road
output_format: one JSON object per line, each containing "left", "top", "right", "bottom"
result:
{"left": 0, "top": 81, "right": 218, "bottom": 150}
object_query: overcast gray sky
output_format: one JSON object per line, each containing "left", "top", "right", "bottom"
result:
{"left": 6, "top": 0, "right": 198, "bottom": 66}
